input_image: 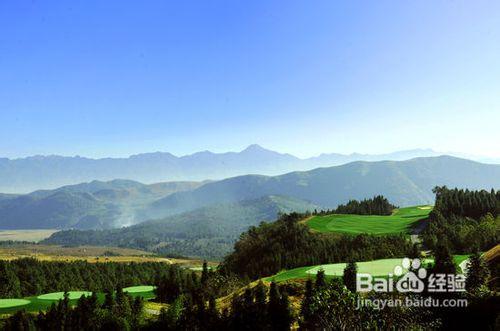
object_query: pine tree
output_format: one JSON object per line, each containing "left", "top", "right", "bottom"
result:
{"left": 103, "top": 288, "right": 115, "bottom": 310}
{"left": 201, "top": 260, "right": 209, "bottom": 285}
{"left": 268, "top": 282, "right": 292, "bottom": 331}
{"left": 0, "top": 262, "right": 21, "bottom": 298}
{"left": 315, "top": 269, "right": 327, "bottom": 289}
{"left": 466, "top": 252, "right": 491, "bottom": 295}
{"left": 343, "top": 261, "right": 358, "bottom": 292}
{"left": 300, "top": 278, "right": 314, "bottom": 328}
{"left": 433, "top": 245, "right": 456, "bottom": 275}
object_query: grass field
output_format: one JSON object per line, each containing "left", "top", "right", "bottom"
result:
{"left": 306, "top": 205, "right": 432, "bottom": 235}
{"left": 123, "top": 286, "right": 156, "bottom": 293}
{"left": 0, "top": 287, "right": 156, "bottom": 315}
{"left": 0, "top": 243, "right": 213, "bottom": 268}
{"left": 0, "top": 299, "right": 31, "bottom": 309}
{"left": 0, "top": 243, "right": 190, "bottom": 264}
{"left": 37, "top": 291, "right": 93, "bottom": 300}
{"left": 266, "top": 255, "right": 469, "bottom": 282}
{"left": 0, "top": 229, "right": 58, "bottom": 243}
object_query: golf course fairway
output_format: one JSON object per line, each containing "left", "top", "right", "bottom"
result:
{"left": 266, "top": 255, "right": 469, "bottom": 282}
{"left": 37, "top": 291, "right": 93, "bottom": 300}
{"left": 0, "top": 299, "right": 31, "bottom": 309}
{"left": 123, "top": 285, "right": 155, "bottom": 293}
{"left": 307, "top": 205, "right": 432, "bottom": 235}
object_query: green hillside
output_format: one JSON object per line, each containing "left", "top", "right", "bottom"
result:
{"left": 307, "top": 205, "right": 432, "bottom": 235}
{"left": 0, "top": 179, "right": 206, "bottom": 230}
{"left": 150, "top": 156, "right": 500, "bottom": 216}
{"left": 44, "top": 195, "right": 320, "bottom": 259}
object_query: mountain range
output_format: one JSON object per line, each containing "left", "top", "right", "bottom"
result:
{"left": 44, "top": 195, "right": 320, "bottom": 258}
{"left": 1, "top": 155, "right": 500, "bottom": 231}
{"left": 0, "top": 145, "right": 445, "bottom": 193}
{"left": 145, "top": 155, "right": 500, "bottom": 216}
{"left": 0, "top": 179, "right": 206, "bottom": 229}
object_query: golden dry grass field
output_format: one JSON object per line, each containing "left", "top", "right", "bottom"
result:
{"left": 0, "top": 243, "right": 211, "bottom": 267}
{"left": 0, "top": 229, "right": 59, "bottom": 242}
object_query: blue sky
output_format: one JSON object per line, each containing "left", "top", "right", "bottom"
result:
{"left": 1, "top": 1, "right": 499, "bottom": 159}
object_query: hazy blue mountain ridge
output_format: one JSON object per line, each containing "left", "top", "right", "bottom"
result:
{"left": 0, "top": 145, "right": 442, "bottom": 193}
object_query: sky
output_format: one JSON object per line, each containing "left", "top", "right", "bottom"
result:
{"left": 1, "top": 0, "right": 500, "bottom": 159}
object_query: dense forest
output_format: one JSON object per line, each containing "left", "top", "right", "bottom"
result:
{"left": 2, "top": 290, "right": 144, "bottom": 330}
{"left": 316, "top": 195, "right": 396, "bottom": 216}
{"left": 2, "top": 252, "right": 498, "bottom": 330}
{"left": 422, "top": 187, "right": 500, "bottom": 253}
{"left": 0, "top": 259, "right": 193, "bottom": 298}
{"left": 220, "top": 212, "right": 415, "bottom": 279}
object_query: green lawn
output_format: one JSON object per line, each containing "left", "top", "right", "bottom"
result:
{"left": 37, "top": 291, "right": 93, "bottom": 301}
{"left": 123, "top": 285, "right": 156, "bottom": 293}
{"left": 266, "top": 255, "right": 469, "bottom": 282}
{"left": 0, "top": 299, "right": 31, "bottom": 309}
{"left": 0, "top": 287, "right": 156, "bottom": 315}
{"left": 307, "top": 205, "right": 432, "bottom": 235}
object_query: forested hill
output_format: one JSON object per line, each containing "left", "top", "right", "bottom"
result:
{"left": 148, "top": 156, "right": 500, "bottom": 216}
{"left": 44, "top": 195, "right": 320, "bottom": 259}
{"left": 2, "top": 156, "right": 500, "bottom": 230}
{"left": 0, "top": 179, "right": 206, "bottom": 230}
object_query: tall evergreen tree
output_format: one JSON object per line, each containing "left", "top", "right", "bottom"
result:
{"left": 315, "top": 269, "right": 327, "bottom": 289}
{"left": 466, "top": 252, "right": 491, "bottom": 295}
{"left": 343, "top": 261, "right": 358, "bottom": 292}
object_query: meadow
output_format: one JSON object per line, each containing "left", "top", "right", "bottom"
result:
{"left": 0, "top": 243, "right": 210, "bottom": 267}
{"left": 0, "top": 243, "right": 169, "bottom": 263}
{"left": 307, "top": 205, "right": 432, "bottom": 235}
{"left": 0, "top": 229, "right": 58, "bottom": 243}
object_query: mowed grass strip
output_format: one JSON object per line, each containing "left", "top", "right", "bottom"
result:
{"left": 265, "top": 258, "right": 429, "bottom": 282}
{"left": 37, "top": 291, "right": 93, "bottom": 301}
{"left": 0, "top": 299, "right": 31, "bottom": 309}
{"left": 123, "top": 285, "right": 156, "bottom": 293}
{"left": 307, "top": 205, "right": 432, "bottom": 235}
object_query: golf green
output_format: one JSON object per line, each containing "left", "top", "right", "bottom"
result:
{"left": 0, "top": 299, "right": 31, "bottom": 309}
{"left": 123, "top": 285, "right": 155, "bottom": 293}
{"left": 266, "top": 255, "right": 468, "bottom": 282}
{"left": 305, "top": 258, "right": 434, "bottom": 276}
{"left": 37, "top": 291, "right": 93, "bottom": 300}
{"left": 266, "top": 258, "right": 434, "bottom": 282}
{"left": 307, "top": 205, "right": 432, "bottom": 235}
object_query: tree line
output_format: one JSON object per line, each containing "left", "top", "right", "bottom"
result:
{"left": 0, "top": 259, "right": 190, "bottom": 298}
{"left": 2, "top": 289, "right": 143, "bottom": 330}
{"left": 421, "top": 187, "right": 499, "bottom": 253}
{"left": 313, "top": 195, "right": 396, "bottom": 216}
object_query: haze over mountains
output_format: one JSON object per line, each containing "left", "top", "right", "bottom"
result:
{"left": 44, "top": 195, "right": 320, "bottom": 258}
{"left": 0, "top": 180, "right": 206, "bottom": 229}
{"left": 0, "top": 145, "right": 445, "bottom": 193}
{"left": 1, "top": 155, "right": 500, "bottom": 233}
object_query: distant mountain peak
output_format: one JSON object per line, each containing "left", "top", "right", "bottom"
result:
{"left": 0, "top": 145, "right": 493, "bottom": 194}
{"left": 242, "top": 144, "right": 268, "bottom": 152}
